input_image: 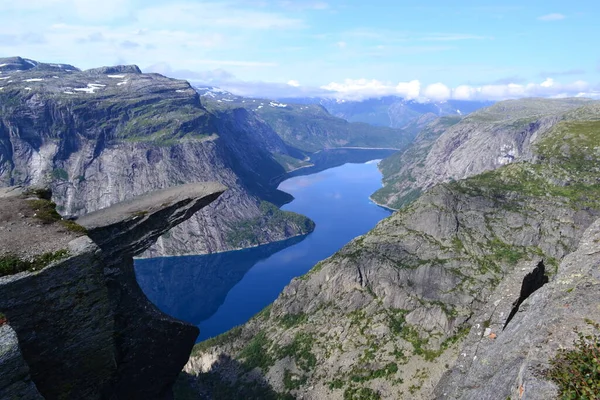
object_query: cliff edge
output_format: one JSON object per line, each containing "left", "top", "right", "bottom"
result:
{"left": 0, "top": 182, "right": 225, "bottom": 399}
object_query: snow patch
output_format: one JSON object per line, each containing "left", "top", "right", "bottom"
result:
{"left": 25, "top": 87, "right": 32, "bottom": 91}
{"left": 269, "top": 101, "right": 287, "bottom": 108}
{"left": 257, "top": 105, "right": 263, "bottom": 109}
{"left": 107, "top": 74, "right": 126, "bottom": 79}
{"left": 63, "top": 91, "right": 75, "bottom": 94}
{"left": 117, "top": 81, "right": 128, "bottom": 86}
{"left": 73, "top": 83, "right": 106, "bottom": 93}
{"left": 176, "top": 89, "right": 186, "bottom": 93}
{"left": 24, "top": 59, "right": 37, "bottom": 67}
{"left": 456, "top": 109, "right": 462, "bottom": 115}
{"left": 0, "top": 63, "right": 7, "bottom": 68}
{"left": 24, "top": 78, "right": 44, "bottom": 82}
{"left": 0, "top": 76, "right": 10, "bottom": 80}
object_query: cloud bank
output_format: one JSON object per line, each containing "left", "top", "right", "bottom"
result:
{"left": 316, "top": 77, "right": 599, "bottom": 101}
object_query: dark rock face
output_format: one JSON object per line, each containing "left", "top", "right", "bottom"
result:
{"left": 503, "top": 261, "right": 549, "bottom": 330}
{"left": 0, "top": 325, "right": 43, "bottom": 399}
{"left": 0, "top": 183, "right": 225, "bottom": 399}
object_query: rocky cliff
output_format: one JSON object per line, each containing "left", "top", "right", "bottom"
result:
{"left": 0, "top": 182, "right": 225, "bottom": 399}
{"left": 0, "top": 57, "right": 314, "bottom": 257}
{"left": 184, "top": 100, "right": 600, "bottom": 399}
{"left": 372, "top": 98, "right": 596, "bottom": 209}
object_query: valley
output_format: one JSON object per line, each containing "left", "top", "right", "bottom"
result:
{"left": 136, "top": 159, "right": 392, "bottom": 342}
{"left": 1, "top": 56, "right": 599, "bottom": 400}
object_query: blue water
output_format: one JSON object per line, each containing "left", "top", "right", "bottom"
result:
{"left": 135, "top": 161, "right": 392, "bottom": 342}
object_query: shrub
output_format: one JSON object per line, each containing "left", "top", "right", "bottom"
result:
{"left": 545, "top": 321, "right": 600, "bottom": 400}
{"left": 0, "top": 249, "right": 69, "bottom": 277}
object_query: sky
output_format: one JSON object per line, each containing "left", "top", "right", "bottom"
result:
{"left": 1, "top": 0, "right": 599, "bottom": 101}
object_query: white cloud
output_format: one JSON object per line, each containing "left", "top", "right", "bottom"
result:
{"left": 320, "top": 79, "right": 398, "bottom": 100}
{"left": 336, "top": 41, "right": 347, "bottom": 48}
{"left": 317, "top": 78, "right": 600, "bottom": 101}
{"left": 395, "top": 80, "right": 420, "bottom": 100}
{"left": 538, "top": 13, "right": 566, "bottom": 21}
{"left": 423, "top": 83, "right": 451, "bottom": 101}
{"left": 287, "top": 80, "right": 300, "bottom": 87}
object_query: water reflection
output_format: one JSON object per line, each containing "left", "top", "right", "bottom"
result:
{"left": 135, "top": 235, "right": 307, "bottom": 325}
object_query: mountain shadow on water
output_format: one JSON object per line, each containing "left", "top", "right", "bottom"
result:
{"left": 135, "top": 235, "right": 308, "bottom": 327}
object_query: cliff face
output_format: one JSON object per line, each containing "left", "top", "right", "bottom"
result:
{"left": 372, "top": 98, "right": 596, "bottom": 209}
{"left": 185, "top": 101, "right": 600, "bottom": 399}
{"left": 0, "top": 183, "right": 225, "bottom": 399}
{"left": 0, "top": 57, "right": 313, "bottom": 257}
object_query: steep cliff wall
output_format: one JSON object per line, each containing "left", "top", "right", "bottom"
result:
{"left": 0, "top": 182, "right": 224, "bottom": 399}
{"left": 0, "top": 57, "right": 313, "bottom": 257}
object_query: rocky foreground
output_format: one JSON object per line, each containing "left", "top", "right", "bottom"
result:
{"left": 0, "top": 183, "right": 224, "bottom": 399}
{"left": 185, "top": 99, "right": 600, "bottom": 399}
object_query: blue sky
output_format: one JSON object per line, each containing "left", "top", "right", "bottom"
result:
{"left": 0, "top": 0, "right": 599, "bottom": 100}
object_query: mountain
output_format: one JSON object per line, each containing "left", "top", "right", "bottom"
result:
{"left": 184, "top": 99, "right": 600, "bottom": 399}
{"left": 372, "top": 97, "right": 596, "bottom": 209}
{"left": 0, "top": 57, "right": 318, "bottom": 256}
{"left": 277, "top": 95, "right": 493, "bottom": 129}
{"left": 197, "top": 87, "right": 414, "bottom": 153}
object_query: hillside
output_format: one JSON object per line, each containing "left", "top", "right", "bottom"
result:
{"left": 197, "top": 88, "right": 412, "bottom": 153}
{"left": 184, "top": 100, "right": 600, "bottom": 399}
{"left": 277, "top": 96, "right": 492, "bottom": 128}
{"left": 372, "top": 98, "right": 597, "bottom": 209}
{"left": 0, "top": 57, "right": 315, "bottom": 256}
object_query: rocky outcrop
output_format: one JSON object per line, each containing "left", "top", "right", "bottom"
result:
{"left": 373, "top": 98, "right": 597, "bottom": 209}
{"left": 0, "top": 183, "right": 224, "bottom": 399}
{"left": 0, "top": 58, "right": 313, "bottom": 257}
{"left": 435, "top": 217, "right": 600, "bottom": 399}
{"left": 185, "top": 101, "right": 600, "bottom": 399}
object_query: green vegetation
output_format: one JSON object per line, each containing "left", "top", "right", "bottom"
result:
{"left": 283, "top": 369, "right": 307, "bottom": 390}
{"left": 192, "top": 326, "right": 243, "bottom": 355}
{"left": 226, "top": 201, "right": 315, "bottom": 248}
{"left": 27, "top": 198, "right": 87, "bottom": 234}
{"left": 172, "top": 373, "right": 200, "bottom": 400}
{"left": 0, "top": 249, "right": 69, "bottom": 277}
{"left": 192, "top": 370, "right": 294, "bottom": 400}
{"left": 0, "top": 312, "right": 7, "bottom": 326}
{"left": 454, "top": 162, "right": 600, "bottom": 210}
{"left": 52, "top": 168, "right": 69, "bottom": 181}
{"left": 276, "top": 332, "right": 317, "bottom": 371}
{"left": 343, "top": 386, "right": 381, "bottom": 400}
{"left": 239, "top": 330, "right": 274, "bottom": 371}
{"left": 278, "top": 313, "right": 308, "bottom": 328}
{"left": 545, "top": 320, "right": 600, "bottom": 400}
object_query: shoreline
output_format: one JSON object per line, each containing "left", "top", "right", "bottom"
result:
{"left": 369, "top": 194, "right": 397, "bottom": 212}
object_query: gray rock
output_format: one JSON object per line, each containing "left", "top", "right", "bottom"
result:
{"left": 0, "top": 183, "right": 224, "bottom": 399}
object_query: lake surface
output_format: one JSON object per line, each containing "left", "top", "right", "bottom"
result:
{"left": 135, "top": 160, "right": 392, "bottom": 342}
